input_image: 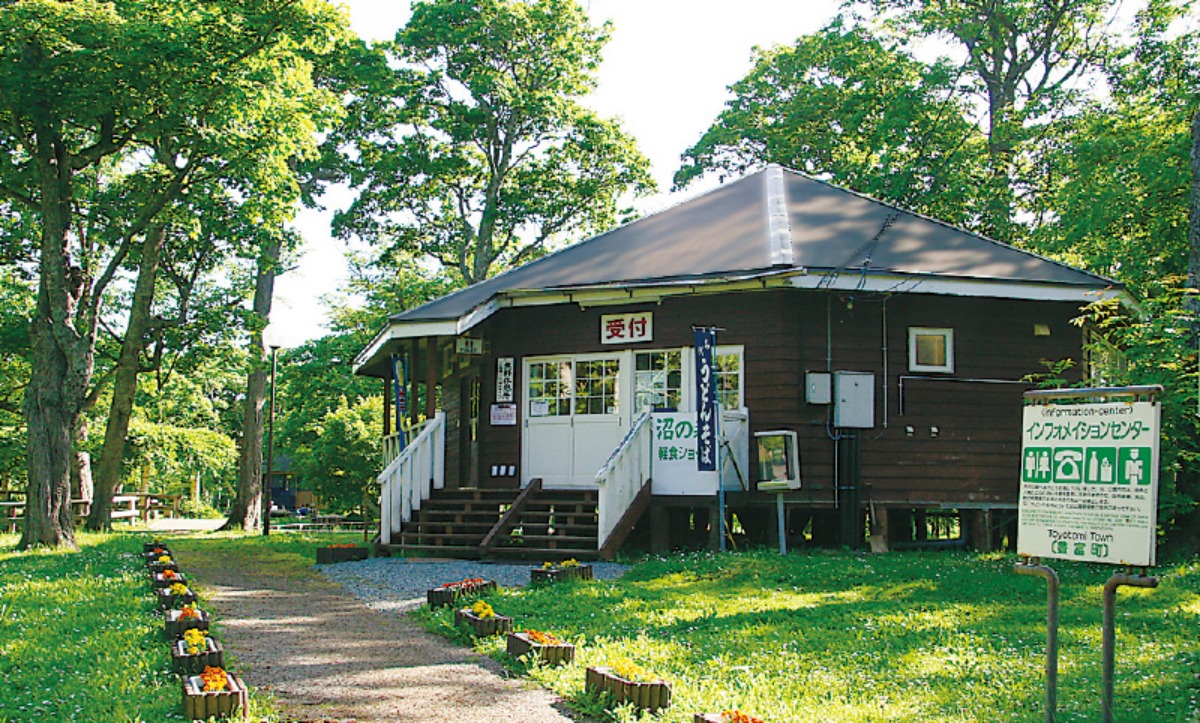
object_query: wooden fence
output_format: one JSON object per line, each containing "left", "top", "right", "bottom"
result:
{"left": 1, "top": 492, "right": 181, "bottom": 534}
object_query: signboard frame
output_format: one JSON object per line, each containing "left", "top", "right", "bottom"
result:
{"left": 1017, "top": 386, "right": 1162, "bottom": 567}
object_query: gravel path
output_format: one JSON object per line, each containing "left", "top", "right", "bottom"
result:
{"left": 178, "top": 551, "right": 624, "bottom": 723}
{"left": 317, "top": 558, "right": 629, "bottom": 613}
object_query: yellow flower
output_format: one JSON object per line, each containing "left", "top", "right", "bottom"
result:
{"left": 561, "top": 558, "right": 579, "bottom": 568}
{"left": 169, "top": 582, "right": 189, "bottom": 596}
{"left": 470, "top": 600, "right": 495, "bottom": 619}
{"left": 182, "top": 628, "right": 207, "bottom": 652}
{"left": 157, "top": 555, "right": 171, "bottom": 564}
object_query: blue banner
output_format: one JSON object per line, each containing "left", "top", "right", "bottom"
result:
{"left": 693, "top": 327, "right": 717, "bottom": 472}
{"left": 391, "top": 355, "right": 407, "bottom": 451}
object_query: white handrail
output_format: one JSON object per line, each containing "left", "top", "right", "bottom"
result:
{"left": 595, "top": 411, "right": 653, "bottom": 548}
{"left": 378, "top": 411, "right": 445, "bottom": 545}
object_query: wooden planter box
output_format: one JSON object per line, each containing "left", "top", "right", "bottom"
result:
{"left": 143, "top": 541, "right": 170, "bottom": 553}
{"left": 426, "top": 580, "right": 497, "bottom": 608}
{"left": 453, "top": 608, "right": 513, "bottom": 637}
{"left": 147, "top": 560, "right": 180, "bottom": 574}
{"left": 506, "top": 632, "right": 575, "bottom": 666}
{"left": 181, "top": 672, "right": 247, "bottom": 720}
{"left": 171, "top": 637, "right": 225, "bottom": 675}
{"left": 157, "top": 587, "right": 199, "bottom": 610}
{"left": 531, "top": 564, "right": 593, "bottom": 585}
{"left": 585, "top": 666, "right": 671, "bottom": 713}
{"left": 152, "top": 571, "right": 187, "bottom": 589}
{"left": 315, "top": 546, "right": 369, "bottom": 564}
{"left": 164, "top": 608, "right": 210, "bottom": 640}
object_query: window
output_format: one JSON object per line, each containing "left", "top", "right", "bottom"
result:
{"left": 527, "top": 360, "right": 571, "bottom": 416}
{"left": 635, "top": 350, "right": 682, "bottom": 413}
{"left": 908, "top": 328, "right": 954, "bottom": 373}
{"left": 716, "top": 350, "right": 743, "bottom": 410}
{"left": 574, "top": 359, "right": 620, "bottom": 415}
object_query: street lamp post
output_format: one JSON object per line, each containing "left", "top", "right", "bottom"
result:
{"left": 263, "top": 345, "right": 279, "bottom": 536}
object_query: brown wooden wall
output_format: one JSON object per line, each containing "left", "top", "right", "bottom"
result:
{"left": 454, "top": 288, "right": 1086, "bottom": 506}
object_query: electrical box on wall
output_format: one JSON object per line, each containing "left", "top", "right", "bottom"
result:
{"left": 833, "top": 371, "right": 875, "bottom": 429}
{"left": 805, "top": 371, "right": 832, "bottom": 404}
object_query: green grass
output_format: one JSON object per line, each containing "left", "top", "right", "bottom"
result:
{"left": 0, "top": 529, "right": 362, "bottom": 723}
{"left": 417, "top": 550, "right": 1200, "bottom": 722}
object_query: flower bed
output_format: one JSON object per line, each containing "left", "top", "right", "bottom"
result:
{"left": 157, "top": 582, "right": 198, "bottom": 610}
{"left": 531, "top": 559, "right": 593, "bottom": 585}
{"left": 315, "top": 544, "right": 369, "bottom": 564}
{"left": 181, "top": 667, "right": 247, "bottom": 720}
{"left": 506, "top": 631, "right": 575, "bottom": 666}
{"left": 146, "top": 556, "right": 180, "bottom": 574}
{"left": 144, "top": 542, "right": 171, "bottom": 554}
{"left": 171, "top": 630, "right": 226, "bottom": 675}
{"left": 695, "top": 712, "right": 766, "bottom": 723}
{"left": 152, "top": 570, "right": 187, "bottom": 589}
{"left": 164, "top": 605, "right": 210, "bottom": 640}
{"left": 426, "top": 578, "right": 497, "bottom": 608}
{"left": 453, "top": 600, "right": 513, "bottom": 637}
{"left": 585, "top": 665, "right": 671, "bottom": 713}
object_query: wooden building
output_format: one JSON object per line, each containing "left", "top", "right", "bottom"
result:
{"left": 354, "top": 165, "right": 1129, "bottom": 558}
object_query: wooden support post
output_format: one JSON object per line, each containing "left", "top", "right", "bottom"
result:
{"left": 650, "top": 504, "right": 669, "bottom": 554}
{"left": 383, "top": 376, "right": 392, "bottom": 437}
{"left": 426, "top": 338, "right": 438, "bottom": 419}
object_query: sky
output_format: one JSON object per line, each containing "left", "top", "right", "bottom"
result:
{"left": 270, "top": 0, "right": 845, "bottom": 347}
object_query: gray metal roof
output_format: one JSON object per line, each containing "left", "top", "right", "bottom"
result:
{"left": 390, "top": 165, "right": 1119, "bottom": 325}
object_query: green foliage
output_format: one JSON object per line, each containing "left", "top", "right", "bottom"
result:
{"left": 0, "top": 270, "right": 32, "bottom": 490}
{"left": 1078, "top": 291, "right": 1200, "bottom": 551}
{"left": 291, "top": 397, "right": 383, "bottom": 515}
{"left": 335, "top": 0, "right": 655, "bottom": 285}
{"left": 124, "top": 418, "right": 238, "bottom": 499}
{"left": 676, "top": 18, "right": 987, "bottom": 228}
{"left": 423, "top": 550, "right": 1200, "bottom": 722}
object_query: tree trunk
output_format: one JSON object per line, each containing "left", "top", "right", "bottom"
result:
{"left": 87, "top": 226, "right": 166, "bottom": 531}
{"left": 221, "top": 239, "right": 280, "bottom": 531}
{"left": 20, "top": 128, "right": 92, "bottom": 550}
{"left": 22, "top": 312, "right": 78, "bottom": 549}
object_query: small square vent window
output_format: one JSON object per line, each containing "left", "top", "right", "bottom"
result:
{"left": 909, "top": 327, "right": 954, "bottom": 373}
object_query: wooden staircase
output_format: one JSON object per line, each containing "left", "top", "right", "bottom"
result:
{"left": 379, "top": 485, "right": 600, "bottom": 560}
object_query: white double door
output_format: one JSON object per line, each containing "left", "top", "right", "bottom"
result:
{"left": 522, "top": 353, "right": 628, "bottom": 489}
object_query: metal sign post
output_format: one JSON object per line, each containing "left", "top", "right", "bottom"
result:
{"left": 1016, "top": 386, "right": 1162, "bottom": 722}
{"left": 1014, "top": 558, "right": 1059, "bottom": 723}
{"left": 1101, "top": 568, "right": 1158, "bottom": 723}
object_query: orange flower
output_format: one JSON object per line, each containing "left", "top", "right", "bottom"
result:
{"left": 524, "top": 629, "right": 562, "bottom": 646}
{"left": 200, "top": 665, "right": 228, "bottom": 692}
{"left": 162, "top": 569, "right": 177, "bottom": 580}
{"left": 179, "top": 605, "right": 200, "bottom": 620}
{"left": 722, "top": 711, "right": 765, "bottom": 723}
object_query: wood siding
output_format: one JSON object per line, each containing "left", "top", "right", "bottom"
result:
{"left": 460, "top": 289, "right": 1085, "bottom": 507}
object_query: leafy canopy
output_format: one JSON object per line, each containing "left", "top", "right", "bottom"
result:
{"left": 335, "top": 0, "right": 654, "bottom": 285}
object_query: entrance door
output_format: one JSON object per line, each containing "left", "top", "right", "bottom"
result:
{"left": 523, "top": 354, "right": 624, "bottom": 488}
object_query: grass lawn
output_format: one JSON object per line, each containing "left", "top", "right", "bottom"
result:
{"left": 0, "top": 528, "right": 362, "bottom": 723}
{"left": 418, "top": 550, "right": 1200, "bottom": 722}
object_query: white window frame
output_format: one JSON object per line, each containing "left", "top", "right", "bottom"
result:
{"left": 908, "top": 327, "right": 954, "bottom": 373}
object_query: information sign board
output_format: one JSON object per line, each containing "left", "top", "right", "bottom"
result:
{"left": 1017, "top": 400, "right": 1160, "bottom": 566}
